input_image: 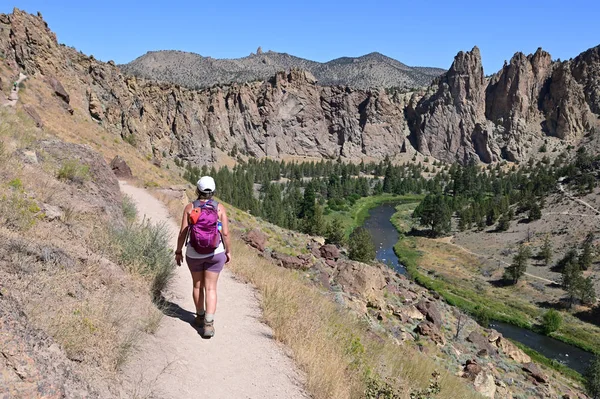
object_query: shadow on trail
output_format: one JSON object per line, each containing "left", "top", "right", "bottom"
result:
{"left": 160, "top": 299, "right": 195, "bottom": 324}
{"left": 159, "top": 299, "right": 215, "bottom": 339}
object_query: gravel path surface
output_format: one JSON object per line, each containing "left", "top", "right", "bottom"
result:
{"left": 119, "top": 181, "right": 307, "bottom": 399}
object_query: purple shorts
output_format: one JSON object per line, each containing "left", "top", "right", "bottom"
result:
{"left": 186, "top": 253, "right": 226, "bottom": 273}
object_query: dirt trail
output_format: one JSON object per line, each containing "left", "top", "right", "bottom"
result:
{"left": 558, "top": 183, "right": 600, "bottom": 216}
{"left": 119, "top": 181, "right": 307, "bottom": 399}
{"left": 2, "top": 72, "right": 27, "bottom": 107}
{"left": 439, "top": 237, "right": 559, "bottom": 285}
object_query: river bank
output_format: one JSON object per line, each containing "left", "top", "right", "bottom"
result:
{"left": 362, "top": 201, "right": 598, "bottom": 381}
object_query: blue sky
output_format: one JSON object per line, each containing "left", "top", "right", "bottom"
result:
{"left": 2, "top": 1, "right": 599, "bottom": 73}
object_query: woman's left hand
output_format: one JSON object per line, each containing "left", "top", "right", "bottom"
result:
{"left": 175, "top": 252, "right": 183, "bottom": 266}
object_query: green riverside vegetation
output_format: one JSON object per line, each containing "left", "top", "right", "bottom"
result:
{"left": 178, "top": 149, "right": 599, "bottom": 380}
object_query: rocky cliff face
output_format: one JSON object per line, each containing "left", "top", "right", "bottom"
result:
{"left": 1, "top": 9, "right": 598, "bottom": 165}
{"left": 1, "top": 9, "right": 413, "bottom": 165}
{"left": 408, "top": 45, "right": 600, "bottom": 163}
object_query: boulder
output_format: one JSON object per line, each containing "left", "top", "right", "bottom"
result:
{"left": 462, "top": 359, "right": 483, "bottom": 380}
{"left": 271, "top": 252, "right": 309, "bottom": 271}
{"left": 48, "top": 77, "right": 70, "bottom": 104}
{"left": 415, "top": 321, "right": 445, "bottom": 346}
{"left": 242, "top": 229, "right": 267, "bottom": 252}
{"left": 23, "top": 104, "right": 43, "bottom": 128}
{"left": 42, "top": 204, "right": 63, "bottom": 222}
{"left": 522, "top": 362, "right": 549, "bottom": 384}
{"left": 498, "top": 337, "right": 531, "bottom": 363}
{"left": 319, "top": 244, "right": 340, "bottom": 260}
{"left": 333, "top": 261, "right": 387, "bottom": 306}
{"left": 473, "top": 372, "right": 496, "bottom": 398}
{"left": 401, "top": 305, "right": 425, "bottom": 321}
{"left": 467, "top": 331, "right": 498, "bottom": 357}
{"left": 416, "top": 300, "right": 442, "bottom": 327}
{"left": 88, "top": 90, "right": 104, "bottom": 121}
{"left": 109, "top": 155, "right": 132, "bottom": 178}
{"left": 21, "top": 150, "right": 38, "bottom": 164}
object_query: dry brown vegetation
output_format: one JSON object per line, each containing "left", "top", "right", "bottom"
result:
{"left": 227, "top": 238, "right": 481, "bottom": 399}
{"left": 0, "top": 108, "right": 171, "bottom": 395}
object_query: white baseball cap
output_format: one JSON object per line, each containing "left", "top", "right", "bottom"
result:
{"left": 197, "top": 176, "right": 216, "bottom": 193}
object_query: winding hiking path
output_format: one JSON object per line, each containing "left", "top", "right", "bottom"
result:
{"left": 441, "top": 237, "right": 559, "bottom": 285}
{"left": 119, "top": 181, "right": 307, "bottom": 399}
{"left": 1, "top": 72, "right": 27, "bottom": 107}
{"left": 558, "top": 182, "right": 600, "bottom": 216}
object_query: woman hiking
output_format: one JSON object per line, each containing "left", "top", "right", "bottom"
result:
{"left": 175, "top": 176, "right": 231, "bottom": 338}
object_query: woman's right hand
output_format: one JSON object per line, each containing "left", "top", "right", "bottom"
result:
{"left": 225, "top": 251, "right": 231, "bottom": 264}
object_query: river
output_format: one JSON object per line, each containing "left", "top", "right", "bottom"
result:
{"left": 362, "top": 202, "right": 594, "bottom": 374}
{"left": 362, "top": 202, "right": 406, "bottom": 275}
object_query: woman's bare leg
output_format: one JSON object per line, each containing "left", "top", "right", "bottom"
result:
{"left": 191, "top": 270, "right": 205, "bottom": 314}
{"left": 204, "top": 271, "right": 220, "bottom": 315}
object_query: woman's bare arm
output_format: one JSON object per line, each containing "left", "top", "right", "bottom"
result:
{"left": 175, "top": 203, "right": 193, "bottom": 265}
{"left": 218, "top": 203, "right": 231, "bottom": 263}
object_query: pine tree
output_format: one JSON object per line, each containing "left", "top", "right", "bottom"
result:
{"left": 497, "top": 212, "right": 511, "bottom": 232}
{"left": 579, "top": 233, "right": 595, "bottom": 270}
{"left": 348, "top": 227, "right": 376, "bottom": 263}
{"left": 528, "top": 202, "right": 542, "bottom": 221}
{"left": 579, "top": 277, "right": 597, "bottom": 306}
{"left": 585, "top": 355, "right": 600, "bottom": 399}
{"left": 504, "top": 244, "right": 532, "bottom": 284}
{"left": 538, "top": 235, "right": 553, "bottom": 266}
{"left": 325, "top": 218, "right": 345, "bottom": 246}
{"left": 413, "top": 194, "right": 452, "bottom": 236}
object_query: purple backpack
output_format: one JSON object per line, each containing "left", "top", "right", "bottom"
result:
{"left": 188, "top": 199, "right": 220, "bottom": 254}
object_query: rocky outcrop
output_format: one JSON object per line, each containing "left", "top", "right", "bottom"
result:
{"left": 1, "top": 9, "right": 598, "bottom": 167}
{"left": 333, "top": 261, "right": 387, "bottom": 307}
{"left": 407, "top": 47, "right": 487, "bottom": 164}
{"left": 407, "top": 44, "right": 600, "bottom": 163}
{"left": 415, "top": 321, "right": 445, "bottom": 346}
{"left": 522, "top": 362, "right": 549, "bottom": 384}
{"left": 109, "top": 155, "right": 132, "bottom": 178}
{"left": 243, "top": 229, "right": 267, "bottom": 252}
{"left": 0, "top": 298, "right": 97, "bottom": 398}
{"left": 319, "top": 244, "right": 340, "bottom": 260}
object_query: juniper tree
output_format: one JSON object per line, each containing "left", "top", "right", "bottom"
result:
{"left": 348, "top": 227, "right": 376, "bottom": 263}
{"left": 586, "top": 355, "right": 600, "bottom": 399}
{"left": 504, "top": 244, "right": 532, "bottom": 284}
{"left": 538, "top": 235, "right": 553, "bottom": 266}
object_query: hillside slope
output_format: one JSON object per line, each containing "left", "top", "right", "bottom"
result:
{"left": 120, "top": 49, "right": 445, "bottom": 90}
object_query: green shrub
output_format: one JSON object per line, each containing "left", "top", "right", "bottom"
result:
{"left": 57, "top": 159, "right": 90, "bottom": 184}
{"left": 110, "top": 220, "right": 175, "bottom": 301}
{"left": 0, "top": 192, "right": 40, "bottom": 230}
{"left": 121, "top": 194, "right": 138, "bottom": 222}
{"left": 348, "top": 227, "right": 375, "bottom": 263}
{"left": 586, "top": 356, "right": 600, "bottom": 399}
{"left": 8, "top": 178, "right": 23, "bottom": 190}
{"left": 123, "top": 134, "right": 137, "bottom": 146}
{"left": 325, "top": 218, "right": 345, "bottom": 246}
{"left": 542, "top": 309, "right": 562, "bottom": 334}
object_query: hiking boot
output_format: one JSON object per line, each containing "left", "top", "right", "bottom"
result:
{"left": 193, "top": 314, "right": 204, "bottom": 327}
{"left": 202, "top": 320, "right": 215, "bottom": 338}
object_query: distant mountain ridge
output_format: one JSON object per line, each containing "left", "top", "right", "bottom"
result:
{"left": 119, "top": 49, "right": 445, "bottom": 90}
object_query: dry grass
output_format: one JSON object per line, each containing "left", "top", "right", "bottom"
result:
{"left": 228, "top": 238, "right": 481, "bottom": 399}
{"left": 0, "top": 108, "right": 167, "bottom": 389}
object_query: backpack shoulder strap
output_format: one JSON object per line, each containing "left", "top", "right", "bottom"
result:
{"left": 192, "top": 200, "right": 201, "bottom": 208}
